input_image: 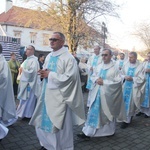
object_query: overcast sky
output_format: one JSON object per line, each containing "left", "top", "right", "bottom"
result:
{"left": 106, "top": 0, "right": 150, "bottom": 51}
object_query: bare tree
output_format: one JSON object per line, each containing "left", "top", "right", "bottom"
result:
{"left": 132, "top": 22, "right": 150, "bottom": 51}
{"left": 18, "top": 0, "right": 120, "bottom": 52}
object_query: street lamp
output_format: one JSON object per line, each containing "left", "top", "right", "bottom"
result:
{"left": 102, "top": 22, "right": 107, "bottom": 49}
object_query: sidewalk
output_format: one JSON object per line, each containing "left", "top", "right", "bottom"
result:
{"left": 1, "top": 93, "right": 150, "bottom": 150}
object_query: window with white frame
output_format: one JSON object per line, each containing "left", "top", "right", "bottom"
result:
{"left": 30, "top": 32, "right": 37, "bottom": 44}
{"left": 43, "top": 34, "right": 49, "bottom": 46}
{"left": 14, "top": 30, "right": 21, "bottom": 38}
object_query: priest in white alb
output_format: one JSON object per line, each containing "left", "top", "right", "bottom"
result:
{"left": 29, "top": 32, "right": 85, "bottom": 150}
{"left": 115, "top": 52, "right": 127, "bottom": 70}
{"left": 0, "top": 44, "right": 17, "bottom": 138}
{"left": 86, "top": 46, "right": 102, "bottom": 107}
{"left": 140, "top": 52, "right": 150, "bottom": 117}
{"left": 78, "top": 49, "right": 126, "bottom": 139}
{"left": 17, "top": 45, "right": 41, "bottom": 119}
{"left": 120, "top": 52, "right": 145, "bottom": 129}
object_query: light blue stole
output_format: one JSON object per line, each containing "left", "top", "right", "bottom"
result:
{"left": 123, "top": 67, "right": 135, "bottom": 114}
{"left": 141, "top": 63, "right": 150, "bottom": 107}
{"left": 119, "top": 60, "right": 124, "bottom": 68}
{"left": 86, "top": 55, "right": 99, "bottom": 90}
{"left": 41, "top": 55, "right": 59, "bottom": 132}
{"left": 21, "top": 57, "right": 33, "bottom": 99}
{"left": 86, "top": 69, "right": 107, "bottom": 128}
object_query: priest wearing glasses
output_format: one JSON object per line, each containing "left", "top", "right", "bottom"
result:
{"left": 77, "top": 49, "right": 126, "bottom": 139}
{"left": 30, "top": 32, "right": 85, "bottom": 150}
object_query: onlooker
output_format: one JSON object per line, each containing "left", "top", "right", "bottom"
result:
{"left": 8, "top": 52, "right": 20, "bottom": 96}
{"left": 38, "top": 54, "right": 45, "bottom": 69}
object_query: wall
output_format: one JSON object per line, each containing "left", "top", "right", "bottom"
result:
{"left": 1, "top": 25, "right": 53, "bottom": 51}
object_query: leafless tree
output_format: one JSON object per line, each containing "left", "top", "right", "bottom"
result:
{"left": 18, "top": 0, "right": 120, "bottom": 52}
{"left": 132, "top": 22, "right": 150, "bottom": 52}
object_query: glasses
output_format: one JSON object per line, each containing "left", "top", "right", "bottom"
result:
{"left": 49, "top": 38, "right": 60, "bottom": 42}
{"left": 26, "top": 48, "right": 32, "bottom": 50}
{"left": 102, "top": 54, "right": 108, "bottom": 57}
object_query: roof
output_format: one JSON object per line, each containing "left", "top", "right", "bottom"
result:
{"left": 0, "top": 6, "right": 52, "bottom": 29}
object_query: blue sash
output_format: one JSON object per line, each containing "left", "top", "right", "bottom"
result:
{"left": 86, "top": 56, "right": 99, "bottom": 90}
{"left": 23, "top": 57, "right": 32, "bottom": 98}
{"left": 86, "top": 69, "right": 107, "bottom": 128}
{"left": 142, "top": 63, "right": 150, "bottom": 107}
{"left": 41, "top": 55, "right": 59, "bottom": 132}
{"left": 123, "top": 67, "right": 135, "bottom": 114}
{"left": 119, "top": 61, "right": 124, "bottom": 68}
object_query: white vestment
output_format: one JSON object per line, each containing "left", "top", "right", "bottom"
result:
{"left": 121, "top": 61, "right": 145, "bottom": 123}
{"left": 17, "top": 55, "right": 41, "bottom": 118}
{"left": 29, "top": 47, "right": 85, "bottom": 150}
{"left": 0, "top": 54, "right": 17, "bottom": 126}
{"left": 83, "top": 61, "right": 126, "bottom": 137}
{"left": 115, "top": 59, "right": 128, "bottom": 71}
{"left": 140, "top": 61, "right": 150, "bottom": 116}
{"left": 0, "top": 123, "right": 8, "bottom": 139}
{"left": 86, "top": 54, "right": 102, "bottom": 107}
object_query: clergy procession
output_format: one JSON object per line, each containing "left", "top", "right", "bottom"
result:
{"left": 0, "top": 32, "right": 150, "bottom": 150}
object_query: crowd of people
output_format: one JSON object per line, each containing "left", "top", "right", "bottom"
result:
{"left": 0, "top": 31, "right": 150, "bottom": 150}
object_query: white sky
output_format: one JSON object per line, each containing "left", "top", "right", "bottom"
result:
{"left": 1, "top": 0, "right": 150, "bottom": 51}
{"left": 106, "top": 0, "right": 150, "bottom": 51}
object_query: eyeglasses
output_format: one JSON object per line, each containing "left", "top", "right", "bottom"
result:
{"left": 102, "top": 54, "right": 108, "bottom": 57}
{"left": 49, "top": 38, "right": 60, "bottom": 42}
{"left": 26, "top": 48, "right": 32, "bottom": 50}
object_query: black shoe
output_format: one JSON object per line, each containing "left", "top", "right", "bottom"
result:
{"left": 120, "top": 122, "right": 129, "bottom": 129}
{"left": 39, "top": 146, "right": 47, "bottom": 150}
{"left": 77, "top": 133, "right": 90, "bottom": 140}
{"left": 144, "top": 114, "right": 149, "bottom": 118}
{"left": 136, "top": 112, "right": 143, "bottom": 116}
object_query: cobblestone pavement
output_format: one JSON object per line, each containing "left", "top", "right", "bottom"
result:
{"left": 1, "top": 93, "right": 150, "bottom": 150}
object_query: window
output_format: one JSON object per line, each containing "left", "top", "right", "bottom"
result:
{"left": 14, "top": 30, "right": 21, "bottom": 38}
{"left": 30, "top": 32, "right": 37, "bottom": 44}
{"left": 43, "top": 34, "right": 49, "bottom": 46}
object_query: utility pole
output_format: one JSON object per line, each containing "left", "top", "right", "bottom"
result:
{"left": 102, "top": 22, "right": 107, "bottom": 49}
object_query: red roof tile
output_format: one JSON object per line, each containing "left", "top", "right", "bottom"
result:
{"left": 0, "top": 6, "right": 51, "bottom": 29}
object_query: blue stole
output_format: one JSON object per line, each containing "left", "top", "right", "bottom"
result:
{"left": 22, "top": 57, "right": 33, "bottom": 99}
{"left": 119, "top": 60, "right": 124, "bottom": 68}
{"left": 123, "top": 67, "right": 135, "bottom": 114}
{"left": 86, "top": 69, "right": 107, "bottom": 128}
{"left": 41, "top": 55, "right": 59, "bottom": 132}
{"left": 86, "top": 55, "right": 99, "bottom": 90}
{"left": 141, "top": 63, "right": 150, "bottom": 107}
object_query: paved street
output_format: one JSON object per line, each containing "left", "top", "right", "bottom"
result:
{"left": 1, "top": 93, "right": 150, "bottom": 150}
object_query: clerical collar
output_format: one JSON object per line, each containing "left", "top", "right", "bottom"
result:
{"left": 27, "top": 55, "right": 34, "bottom": 59}
{"left": 95, "top": 53, "right": 101, "bottom": 57}
{"left": 120, "top": 59, "right": 124, "bottom": 61}
{"left": 129, "top": 61, "right": 139, "bottom": 68}
{"left": 102, "top": 60, "right": 114, "bottom": 69}
{"left": 52, "top": 47, "right": 67, "bottom": 57}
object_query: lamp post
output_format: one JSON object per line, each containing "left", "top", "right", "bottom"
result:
{"left": 102, "top": 22, "right": 107, "bottom": 49}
